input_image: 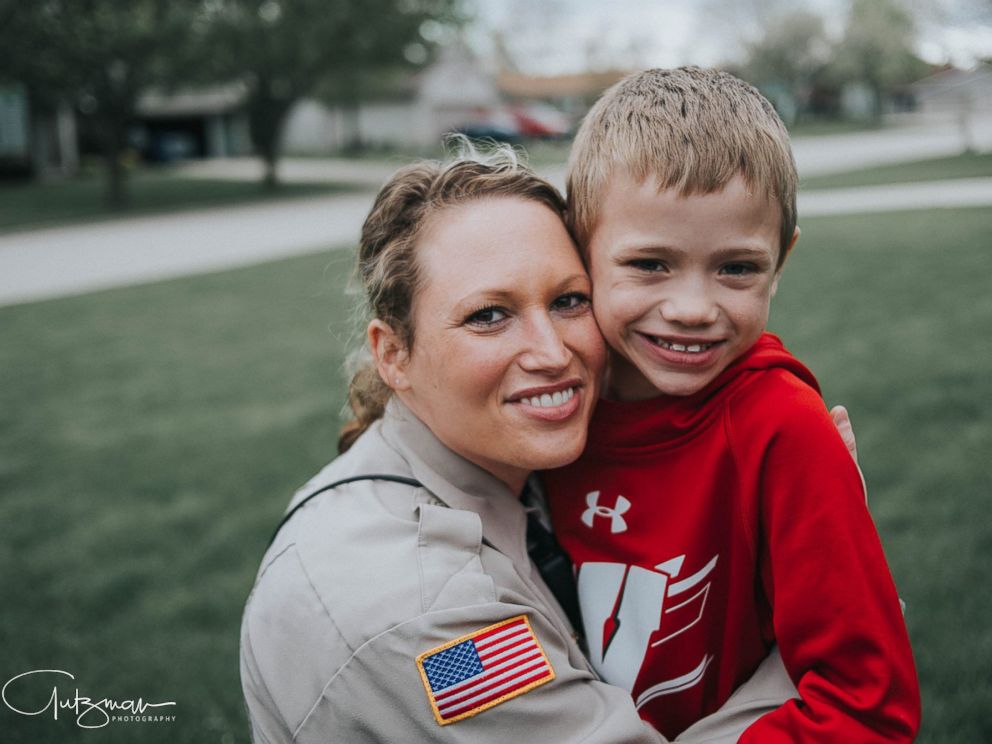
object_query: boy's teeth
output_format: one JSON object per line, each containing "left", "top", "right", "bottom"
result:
{"left": 655, "top": 338, "right": 713, "bottom": 353}
{"left": 522, "top": 387, "right": 575, "bottom": 408}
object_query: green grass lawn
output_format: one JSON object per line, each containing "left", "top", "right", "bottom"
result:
{"left": 801, "top": 152, "right": 992, "bottom": 190}
{"left": 0, "top": 169, "right": 356, "bottom": 234}
{"left": 770, "top": 207, "right": 992, "bottom": 741}
{"left": 1, "top": 207, "right": 990, "bottom": 742}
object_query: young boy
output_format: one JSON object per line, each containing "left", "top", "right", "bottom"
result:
{"left": 542, "top": 67, "right": 921, "bottom": 741}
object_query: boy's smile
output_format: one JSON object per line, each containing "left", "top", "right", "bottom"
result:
{"left": 587, "top": 172, "right": 797, "bottom": 401}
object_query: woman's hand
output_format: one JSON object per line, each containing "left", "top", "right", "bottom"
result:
{"left": 830, "top": 405, "right": 857, "bottom": 463}
{"left": 830, "top": 404, "right": 868, "bottom": 501}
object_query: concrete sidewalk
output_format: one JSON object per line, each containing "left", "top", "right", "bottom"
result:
{"left": 2, "top": 176, "right": 991, "bottom": 309}
{"left": 0, "top": 192, "right": 376, "bottom": 307}
{"left": 799, "top": 177, "right": 992, "bottom": 216}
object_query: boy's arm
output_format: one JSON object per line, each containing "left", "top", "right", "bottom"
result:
{"left": 674, "top": 404, "right": 862, "bottom": 744}
{"left": 732, "top": 387, "right": 920, "bottom": 743}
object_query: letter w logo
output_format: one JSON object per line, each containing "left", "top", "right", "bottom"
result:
{"left": 576, "top": 554, "right": 719, "bottom": 697}
{"left": 581, "top": 491, "right": 631, "bottom": 533}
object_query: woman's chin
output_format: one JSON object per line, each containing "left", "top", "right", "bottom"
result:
{"left": 521, "top": 434, "right": 588, "bottom": 473}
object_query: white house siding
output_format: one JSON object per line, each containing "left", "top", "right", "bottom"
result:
{"left": 357, "top": 102, "right": 433, "bottom": 148}
{"left": 278, "top": 42, "right": 504, "bottom": 153}
{"left": 281, "top": 99, "right": 346, "bottom": 154}
{"left": 913, "top": 66, "right": 992, "bottom": 116}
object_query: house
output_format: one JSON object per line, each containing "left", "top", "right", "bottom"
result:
{"left": 910, "top": 63, "right": 992, "bottom": 116}
{"left": 0, "top": 84, "right": 78, "bottom": 178}
{"left": 281, "top": 45, "right": 630, "bottom": 152}
{"left": 281, "top": 40, "right": 503, "bottom": 152}
{"left": 497, "top": 69, "right": 630, "bottom": 119}
{"left": 909, "top": 63, "right": 992, "bottom": 152}
{"left": 134, "top": 84, "right": 252, "bottom": 161}
{"left": 122, "top": 42, "right": 626, "bottom": 159}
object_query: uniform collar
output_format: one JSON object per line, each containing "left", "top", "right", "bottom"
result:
{"left": 379, "top": 398, "right": 530, "bottom": 568}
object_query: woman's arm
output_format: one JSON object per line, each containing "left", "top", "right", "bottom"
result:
{"left": 281, "top": 605, "right": 799, "bottom": 744}
{"left": 675, "top": 647, "right": 796, "bottom": 743}
{"left": 242, "top": 555, "right": 797, "bottom": 744}
{"left": 243, "top": 593, "right": 672, "bottom": 743}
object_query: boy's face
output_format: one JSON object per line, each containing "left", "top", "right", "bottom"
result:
{"left": 587, "top": 172, "right": 796, "bottom": 400}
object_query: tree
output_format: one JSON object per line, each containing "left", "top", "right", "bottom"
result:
{"left": 0, "top": 0, "right": 207, "bottom": 207}
{"left": 830, "top": 0, "right": 930, "bottom": 119}
{"left": 735, "top": 10, "right": 834, "bottom": 124}
{"left": 699, "top": 0, "right": 800, "bottom": 61}
{"left": 205, "top": 0, "right": 462, "bottom": 188}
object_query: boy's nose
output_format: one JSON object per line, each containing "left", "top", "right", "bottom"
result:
{"left": 659, "top": 292, "right": 719, "bottom": 327}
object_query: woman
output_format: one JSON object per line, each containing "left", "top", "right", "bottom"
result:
{"left": 239, "top": 150, "right": 809, "bottom": 743}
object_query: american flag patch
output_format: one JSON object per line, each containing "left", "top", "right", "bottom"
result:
{"left": 416, "top": 615, "right": 555, "bottom": 725}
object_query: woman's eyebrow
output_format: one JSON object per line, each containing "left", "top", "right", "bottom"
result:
{"left": 450, "top": 273, "right": 590, "bottom": 313}
{"left": 553, "top": 272, "right": 592, "bottom": 291}
{"left": 454, "top": 288, "right": 515, "bottom": 307}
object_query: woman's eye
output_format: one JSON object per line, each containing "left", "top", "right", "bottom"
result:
{"left": 629, "top": 259, "right": 667, "bottom": 273}
{"left": 466, "top": 306, "right": 508, "bottom": 326}
{"left": 551, "top": 292, "right": 591, "bottom": 312}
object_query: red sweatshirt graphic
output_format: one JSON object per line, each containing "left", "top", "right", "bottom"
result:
{"left": 542, "top": 334, "right": 920, "bottom": 741}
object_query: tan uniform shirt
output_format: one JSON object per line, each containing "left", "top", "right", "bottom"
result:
{"left": 240, "top": 399, "right": 795, "bottom": 743}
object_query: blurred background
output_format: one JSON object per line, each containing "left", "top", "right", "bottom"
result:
{"left": 1, "top": 1, "right": 990, "bottom": 742}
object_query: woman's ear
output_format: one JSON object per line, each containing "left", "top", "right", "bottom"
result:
{"left": 368, "top": 319, "right": 411, "bottom": 391}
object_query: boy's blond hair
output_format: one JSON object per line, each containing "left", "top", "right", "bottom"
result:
{"left": 567, "top": 66, "right": 797, "bottom": 266}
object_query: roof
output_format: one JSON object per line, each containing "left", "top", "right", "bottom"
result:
{"left": 910, "top": 62, "right": 992, "bottom": 91}
{"left": 497, "top": 70, "right": 631, "bottom": 99}
{"left": 138, "top": 83, "right": 248, "bottom": 117}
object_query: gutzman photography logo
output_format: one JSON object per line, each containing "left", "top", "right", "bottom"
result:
{"left": 2, "top": 669, "right": 177, "bottom": 729}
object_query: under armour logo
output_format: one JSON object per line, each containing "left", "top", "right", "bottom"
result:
{"left": 581, "top": 491, "right": 631, "bottom": 533}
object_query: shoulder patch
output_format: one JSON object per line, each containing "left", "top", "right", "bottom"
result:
{"left": 415, "top": 615, "right": 555, "bottom": 725}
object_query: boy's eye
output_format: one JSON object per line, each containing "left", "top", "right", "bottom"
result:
{"left": 629, "top": 259, "right": 668, "bottom": 273}
{"left": 720, "top": 263, "right": 756, "bottom": 277}
{"left": 465, "top": 305, "right": 508, "bottom": 327}
{"left": 551, "top": 292, "right": 591, "bottom": 312}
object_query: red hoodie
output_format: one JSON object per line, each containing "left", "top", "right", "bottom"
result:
{"left": 542, "top": 333, "right": 920, "bottom": 741}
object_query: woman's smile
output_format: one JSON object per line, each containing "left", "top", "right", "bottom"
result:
{"left": 506, "top": 380, "right": 583, "bottom": 421}
{"left": 395, "top": 196, "right": 605, "bottom": 491}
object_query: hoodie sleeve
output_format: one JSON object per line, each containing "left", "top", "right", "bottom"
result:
{"left": 729, "top": 373, "right": 920, "bottom": 743}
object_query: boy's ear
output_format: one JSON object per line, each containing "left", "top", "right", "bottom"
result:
{"left": 771, "top": 226, "right": 801, "bottom": 297}
{"left": 368, "top": 319, "right": 411, "bottom": 392}
{"left": 783, "top": 226, "right": 800, "bottom": 263}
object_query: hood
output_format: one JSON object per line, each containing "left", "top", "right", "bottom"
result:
{"left": 586, "top": 333, "right": 819, "bottom": 452}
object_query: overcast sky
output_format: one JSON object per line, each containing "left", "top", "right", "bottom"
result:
{"left": 469, "top": 0, "right": 992, "bottom": 74}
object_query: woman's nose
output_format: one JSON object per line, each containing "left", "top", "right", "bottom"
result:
{"left": 518, "top": 313, "right": 572, "bottom": 372}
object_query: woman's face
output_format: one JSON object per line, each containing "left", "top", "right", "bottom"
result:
{"left": 396, "top": 196, "right": 605, "bottom": 492}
